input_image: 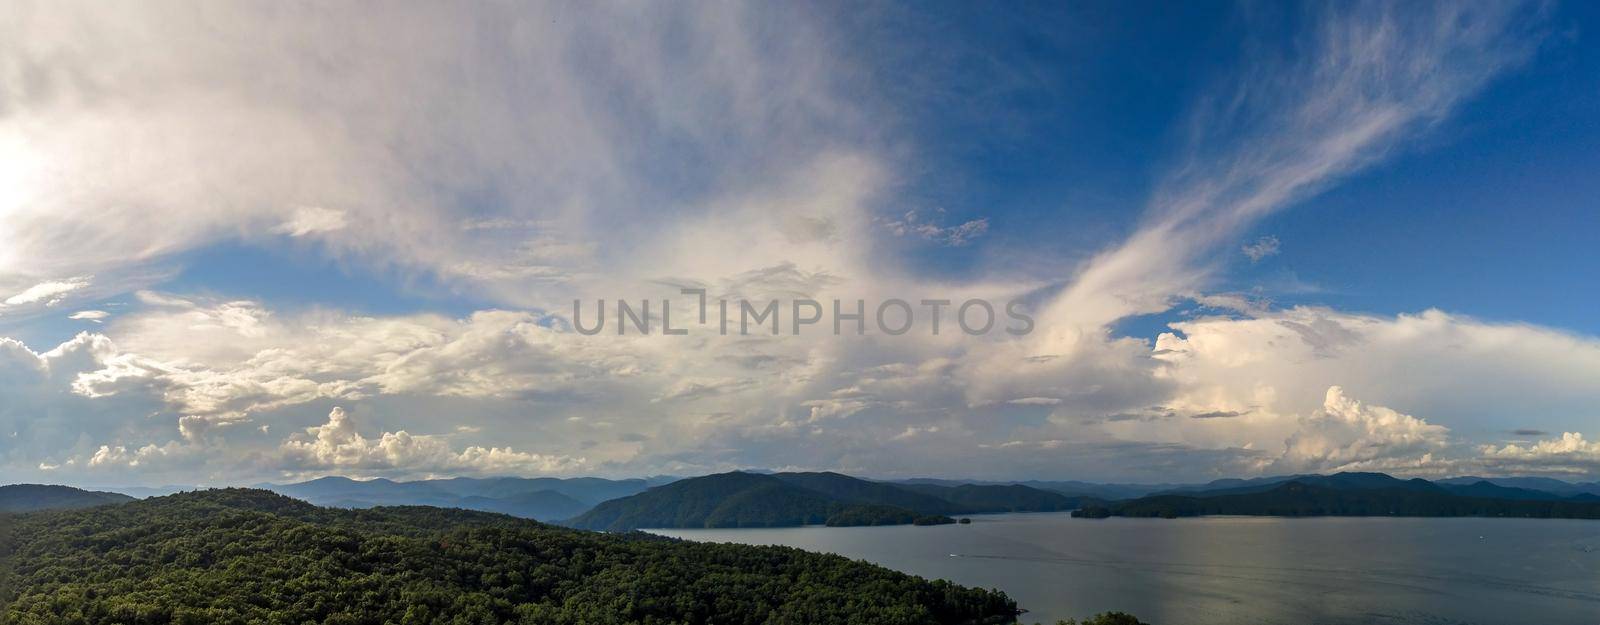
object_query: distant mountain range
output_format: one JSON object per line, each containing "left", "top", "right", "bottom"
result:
{"left": 896, "top": 477, "right": 1175, "bottom": 501}
{"left": 262, "top": 475, "right": 673, "bottom": 521}
{"left": 7, "top": 471, "right": 1599, "bottom": 524}
{"left": 1074, "top": 472, "right": 1600, "bottom": 519}
{"left": 0, "top": 484, "right": 134, "bottom": 513}
{"left": 568, "top": 471, "right": 1082, "bottom": 530}
{"left": 1435, "top": 475, "right": 1600, "bottom": 498}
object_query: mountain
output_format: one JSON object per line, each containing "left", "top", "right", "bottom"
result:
{"left": 1075, "top": 473, "right": 1600, "bottom": 519}
{"left": 0, "top": 484, "right": 135, "bottom": 513}
{"left": 265, "top": 475, "right": 660, "bottom": 521}
{"left": 1175, "top": 472, "right": 1441, "bottom": 498}
{"left": 453, "top": 490, "right": 590, "bottom": 520}
{"left": 1436, "top": 480, "right": 1565, "bottom": 501}
{"left": 569, "top": 471, "right": 1079, "bottom": 530}
{"left": 424, "top": 476, "right": 668, "bottom": 506}
{"left": 569, "top": 472, "right": 861, "bottom": 530}
{"left": 0, "top": 488, "right": 1017, "bottom": 624}
{"left": 772, "top": 472, "right": 968, "bottom": 514}
{"left": 1013, "top": 480, "right": 1181, "bottom": 500}
{"left": 89, "top": 485, "right": 192, "bottom": 499}
{"left": 1147, "top": 474, "right": 1308, "bottom": 497}
{"left": 271, "top": 476, "right": 453, "bottom": 503}
{"left": 1435, "top": 476, "right": 1600, "bottom": 498}
{"left": 901, "top": 478, "right": 1170, "bottom": 501}
{"left": 898, "top": 483, "right": 1081, "bottom": 511}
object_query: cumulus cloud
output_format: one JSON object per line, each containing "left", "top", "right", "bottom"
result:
{"left": 87, "top": 441, "right": 187, "bottom": 470}
{"left": 66, "top": 299, "right": 636, "bottom": 420}
{"left": 1476, "top": 433, "right": 1600, "bottom": 476}
{"left": 0, "top": 332, "right": 192, "bottom": 481}
{"left": 279, "top": 407, "right": 585, "bottom": 477}
{"left": 1153, "top": 307, "right": 1600, "bottom": 443}
{"left": 1271, "top": 386, "right": 1450, "bottom": 473}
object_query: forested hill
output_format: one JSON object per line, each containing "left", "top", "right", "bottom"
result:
{"left": 0, "top": 484, "right": 134, "bottom": 513}
{"left": 1075, "top": 474, "right": 1600, "bottom": 519}
{"left": 264, "top": 475, "right": 661, "bottom": 521}
{"left": 0, "top": 488, "right": 1019, "bottom": 625}
{"left": 569, "top": 471, "right": 892, "bottom": 531}
{"left": 568, "top": 471, "right": 1078, "bottom": 531}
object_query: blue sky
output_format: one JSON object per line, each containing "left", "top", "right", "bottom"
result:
{"left": 20, "top": 0, "right": 1588, "bottom": 338}
{"left": 2, "top": 1, "right": 1598, "bottom": 485}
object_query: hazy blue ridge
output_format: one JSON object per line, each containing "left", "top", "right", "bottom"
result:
{"left": 1075, "top": 473, "right": 1600, "bottom": 519}
{"left": 0, "top": 485, "right": 134, "bottom": 513}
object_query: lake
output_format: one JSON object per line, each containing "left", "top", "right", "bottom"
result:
{"left": 651, "top": 512, "right": 1600, "bottom": 625}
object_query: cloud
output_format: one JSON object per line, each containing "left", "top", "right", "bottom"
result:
{"left": 0, "top": 2, "right": 1580, "bottom": 485}
{"left": 1511, "top": 428, "right": 1550, "bottom": 437}
{"left": 279, "top": 407, "right": 585, "bottom": 477}
{"left": 1476, "top": 432, "right": 1600, "bottom": 476}
{"left": 1271, "top": 386, "right": 1450, "bottom": 473}
{"left": 1039, "top": 3, "right": 1540, "bottom": 336}
{"left": 879, "top": 210, "right": 990, "bottom": 246}
{"left": 0, "top": 332, "right": 190, "bottom": 480}
{"left": 68, "top": 310, "right": 110, "bottom": 322}
{"left": 1007, "top": 397, "right": 1063, "bottom": 406}
{"left": 1190, "top": 410, "right": 1248, "bottom": 420}
{"left": 891, "top": 426, "right": 941, "bottom": 441}
{"left": 1153, "top": 307, "right": 1600, "bottom": 443}
{"left": 87, "top": 442, "right": 186, "bottom": 469}
{"left": 3, "top": 276, "right": 90, "bottom": 307}
{"left": 271, "top": 206, "right": 347, "bottom": 237}
{"left": 0, "top": 2, "right": 872, "bottom": 309}
{"left": 1241, "top": 236, "right": 1281, "bottom": 262}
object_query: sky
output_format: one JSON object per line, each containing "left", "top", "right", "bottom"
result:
{"left": 2, "top": 1, "right": 1599, "bottom": 487}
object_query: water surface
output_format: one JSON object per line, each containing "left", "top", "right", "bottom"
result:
{"left": 651, "top": 512, "right": 1600, "bottom": 624}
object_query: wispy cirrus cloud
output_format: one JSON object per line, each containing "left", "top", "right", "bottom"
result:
{"left": 1041, "top": 2, "right": 1543, "bottom": 336}
{"left": 2, "top": 276, "right": 90, "bottom": 307}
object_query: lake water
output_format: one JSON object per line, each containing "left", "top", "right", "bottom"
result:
{"left": 651, "top": 512, "right": 1600, "bottom": 625}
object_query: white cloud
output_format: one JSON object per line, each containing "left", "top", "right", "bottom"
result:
{"left": 1152, "top": 307, "right": 1600, "bottom": 444}
{"left": 279, "top": 407, "right": 585, "bottom": 477}
{"left": 1476, "top": 432, "right": 1600, "bottom": 475}
{"left": 891, "top": 425, "right": 940, "bottom": 441}
{"left": 0, "top": 2, "right": 869, "bottom": 308}
{"left": 68, "top": 309, "right": 110, "bottom": 322}
{"left": 1038, "top": 3, "right": 1539, "bottom": 338}
{"left": 88, "top": 442, "right": 185, "bottom": 469}
{"left": 271, "top": 206, "right": 347, "bottom": 237}
{"left": 1271, "top": 386, "right": 1450, "bottom": 473}
{"left": 1241, "top": 236, "right": 1281, "bottom": 262}
{"left": 3, "top": 276, "right": 90, "bottom": 307}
